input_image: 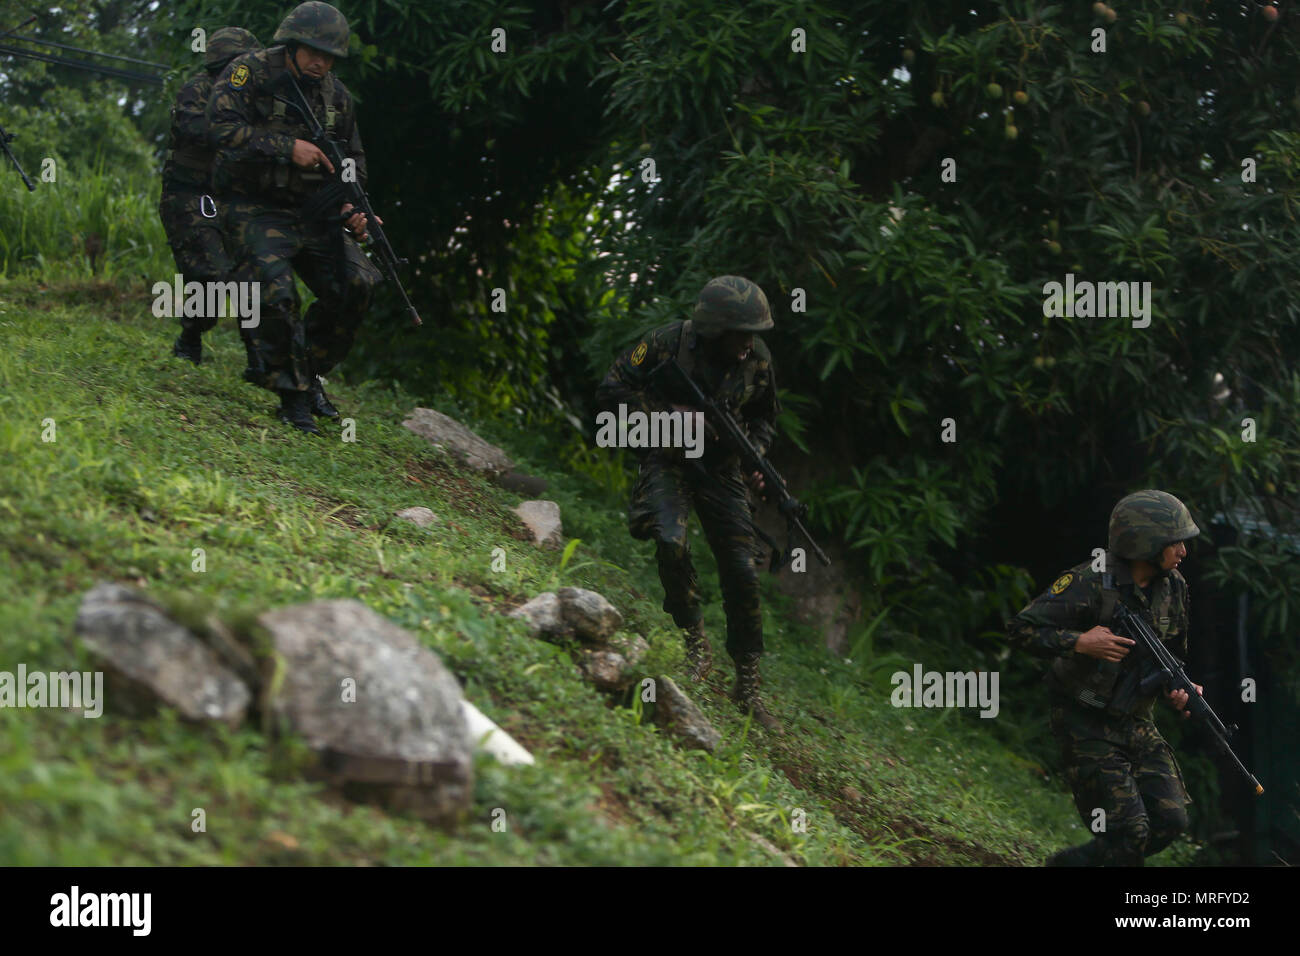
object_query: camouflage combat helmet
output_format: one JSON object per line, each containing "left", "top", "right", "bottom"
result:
{"left": 205, "top": 27, "right": 262, "bottom": 69}
{"left": 273, "top": 1, "right": 350, "bottom": 58}
{"left": 1108, "top": 490, "right": 1200, "bottom": 563}
{"left": 693, "top": 275, "right": 774, "bottom": 338}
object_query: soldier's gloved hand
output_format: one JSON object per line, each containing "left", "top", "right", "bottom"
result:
{"left": 340, "top": 203, "right": 381, "bottom": 241}
{"left": 1166, "top": 683, "right": 1203, "bottom": 717}
{"left": 1073, "top": 626, "right": 1135, "bottom": 661}
{"left": 292, "top": 139, "right": 333, "bottom": 172}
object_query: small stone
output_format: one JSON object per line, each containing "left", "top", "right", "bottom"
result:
{"left": 395, "top": 506, "right": 438, "bottom": 528}
{"left": 651, "top": 675, "right": 720, "bottom": 752}
{"left": 556, "top": 587, "right": 622, "bottom": 643}
{"left": 514, "top": 500, "right": 562, "bottom": 549}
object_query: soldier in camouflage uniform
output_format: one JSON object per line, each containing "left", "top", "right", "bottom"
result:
{"left": 207, "top": 1, "right": 381, "bottom": 435}
{"left": 158, "top": 27, "right": 263, "bottom": 367}
{"left": 596, "top": 276, "right": 785, "bottom": 733}
{"left": 1007, "top": 490, "right": 1205, "bottom": 866}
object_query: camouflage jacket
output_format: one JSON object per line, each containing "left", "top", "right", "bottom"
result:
{"left": 595, "top": 319, "right": 779, "bottom": 465}
{"left": 205, "top": 45, "right": 366, "bottom": 205}
{"left": 1006, "top": 550, "right": 1190, "bottom": 717}
{"left": 162, "top": 69, "right": 219, "bottom": 190}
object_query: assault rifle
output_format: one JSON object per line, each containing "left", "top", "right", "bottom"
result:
{"left": 270, "top": 70, "right": 421, "bottom": 327}
{"left": 0, "top": 16, "right": 38, "bottom": 191}
{"left": 1111, "top": 602, "right": 1264, "bottom": 796}
{"left": 650, "top": 357, "right": 830, "bottom": 572}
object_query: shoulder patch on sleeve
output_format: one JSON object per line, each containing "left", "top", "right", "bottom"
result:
{"left": 1049, "top": 572, "right": 1074, "bottom": 595}
{"left": 630, "top": 342, "right": 648, "bottom": 366}
{"left": 229, "top": 64, "right": 250, "bottom": 89}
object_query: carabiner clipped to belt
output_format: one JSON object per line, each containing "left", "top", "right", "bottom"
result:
{"left": 199, "top": 194, "right": 218, "bottom": 219}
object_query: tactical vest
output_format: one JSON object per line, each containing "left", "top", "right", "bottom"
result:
{"left": 222, "top": 49, "right": 340, "bottom": 200}
{"left": 1049, "top": 572, "right": 1163, "bottom": 716}
{"left": 673, "top": 320, "right": 759, "bottom": 408}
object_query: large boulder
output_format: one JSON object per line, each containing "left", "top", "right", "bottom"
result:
{"left": 402, "top": 408, "right": 513, "bottom": 478}
{"left": 650, "top": 676, "right": 720, "bottom": 752}
{"left": 75, "top": 582, "right": 250, "bottom": 726}
{"left": 513, "top": 500, "right": 563, "bottom": 549}
{"left": 258, "top": 599, "right": 473, "bottom": 825}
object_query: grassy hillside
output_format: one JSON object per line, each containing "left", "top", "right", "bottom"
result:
{"left": 0, "top": 276, "right": 1193, "bottom": 866}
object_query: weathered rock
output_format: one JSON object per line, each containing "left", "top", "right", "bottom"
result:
{"left": 402, "top": 407, "right": 513, "bottom": 477}
{"left": 395, "top": 506, "right": 438, "bottom": 528}
{"left": 577, "top": 634, "right": 648, "bottom": 692}
{"left": 557, "top": 587, "right": 622, "bottom": 643}
{"left": 258, "top": 599, "right": 472, "bottom": 824}
{"left": 607, "top": 633, "right": 648, "bottom": 666}
{"left": 651, "top": 675, "right": 720, "bottom": 752}
{"left": 509, "top": 592, "right": 564, "bottom": 638}
{"left": 580, "top": 650, "right": 633, "bottom": 692}
{"left": 513, "top": 499, "right": 563, "bottom": 549}
{"left": 74, "top": 582, "right": 251, "bottom": 726}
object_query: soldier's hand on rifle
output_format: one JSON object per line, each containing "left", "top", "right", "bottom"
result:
{"left": 340, "top": 203, "right": 380, "bottom": 241}
{"left": 292, "top": 139, "right": 334, "bottom": 173}
{"left": 1074, "top": 626, "right": 1135, "bottom": 661}
{"left": 1167, "top": 683, "right": 1203, "bottom": 717}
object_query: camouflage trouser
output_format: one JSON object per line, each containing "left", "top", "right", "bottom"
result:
{"left": 221, "top": 197, "right": 382, "bottom": 392}
{"left": 629, "top": 454, "right": 763, "bottom": 657}
{"left": 158, "top": 185, "right": 232, "bottom": 337}
{"left": 1050, "top": 698, "right": 1191, "bottom": 865}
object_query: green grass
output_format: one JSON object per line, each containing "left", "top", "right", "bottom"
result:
{"left": 0, "top": 276, "right": 1198, "bottom": 865}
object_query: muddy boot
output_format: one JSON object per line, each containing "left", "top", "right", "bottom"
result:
{"left": 277, "top": 388, "right": 321, "bottom": 435}
{"left": 172, "top": 330, "right": 203, "bottom": 365}
{"left": 730, "top": 651, "right": 783, "bottom": 735}
{"left": 309, "top": 375, "right": 339, "bottom": 419}
{"left": 682, "top": 621, "right": 713, "bottom": 682}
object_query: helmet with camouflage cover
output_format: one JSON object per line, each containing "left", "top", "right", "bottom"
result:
{"left": 692, "top": 275, "right": 774, "bottom": 338}
{"left": 205, "top": 27, "right": 262, "bottom": 69}
{"left": 273, "top": 1, "right": 350, "bottom": 58}
{"left": 1108, "top": 490, "right": 1200, "bottom": 562}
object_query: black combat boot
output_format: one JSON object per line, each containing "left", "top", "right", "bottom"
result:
{"left": 731, "top": 651, "right": 784, "bottom": 734}
{"left": 241, "top": 337, "right": 266, "bottom": 385}
{"left": 309, "top": 375, "right": 340, "bottom": 418}
{"left": 172, "top": 330, "right": 203, "bottom": 365}
{"left": 682, "top": 621, "right": 713, "bottom": 682}
{"left": 1045, "top": 840, "right": 1100, "bottom": 866}
{"left": 277, "top": 388, "right": 321, "bottom": 435}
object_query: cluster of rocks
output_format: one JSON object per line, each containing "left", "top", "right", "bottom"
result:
{"left": 401, "top": 407, "right": 561, "bottom": 547}
{"left": 74, "top": 583, "right": 532, "bottom": 825}
{"left": 510, "top": 587, "right": 718, "bottom": 752}
{"left": 70, "top": 409, "right": 722, "bottom": 832}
